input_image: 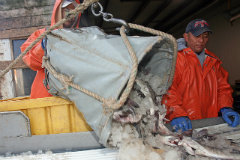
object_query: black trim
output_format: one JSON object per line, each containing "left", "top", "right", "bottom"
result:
{"left": 205, "top": 53, "right": 218, "bottom": 60}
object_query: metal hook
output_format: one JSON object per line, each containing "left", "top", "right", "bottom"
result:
{"left": 91, "top": 2, "right": 129, "bottom": 28}
{"left": 91, "top": 2, "right": 103, "bottom": 17}
{"left": 108, "top": 18, "right": 129, "bottom": 28}
{"left": 102, "top": 13, "right": 113, "bottom": 21}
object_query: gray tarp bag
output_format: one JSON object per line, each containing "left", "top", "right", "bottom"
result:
{"left": 44, "top": 26, "right": 176, "bottom": 146}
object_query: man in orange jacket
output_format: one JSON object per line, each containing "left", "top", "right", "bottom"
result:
{"left": 163, "top": 19, "right": 240, "bottom": 132}
{"left": 21, "top": 0, "right": 92, "bottom": 99}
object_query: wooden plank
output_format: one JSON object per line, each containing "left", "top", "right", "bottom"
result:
{"left": 0, "top": 0, "right": 55, "bottom": 11}
{"left": 0, "top": 59, "right": 28, "bottom": 70}
{"left": 0, "top": 39, "right": 16, "bottom": 98}
{"left": 0, "top": 15, "right": 50, "bottom": 31}
{"left": 0, "top": 6, "right": 52, "bottom": 19}
{"left": 0, "top": 26, "right": 47, "bottom": 39}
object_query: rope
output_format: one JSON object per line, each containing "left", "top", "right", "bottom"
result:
{"left": 43, "top": 56, "right": 117, "bottom": 110}
{"left": 0, "top": 0, "right": 99, "bottom": 78}
{"left": 42, "top": 57, "right": 106, "bottom": 102}
{"left": 110, "top": 25, "right": 139, "bottom": 109}
{"left": 42, "top": 23, "right": 177, "bottom": 110}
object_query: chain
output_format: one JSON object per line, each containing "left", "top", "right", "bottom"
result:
{"left": 91, "top": 2, "right": 129, "bottom": 27}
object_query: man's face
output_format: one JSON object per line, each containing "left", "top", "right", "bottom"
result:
{"left": 62, "top": 3, "right": 76, "bottom": 28}
{"left": 183, "top": 32, "right": 209, "bottom": 53}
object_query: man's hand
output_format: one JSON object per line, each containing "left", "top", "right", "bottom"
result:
{"left": 221, "top": 107, "right": 240, "bottom": 127}
{"left": 171, "top": 116, "right": 192, "bottom": 132}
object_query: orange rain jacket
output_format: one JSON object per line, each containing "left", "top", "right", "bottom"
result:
{"left": 21, "top": 0, "right": 81, "bottom": 99}
{"left": 163, "top": 47, "right": 233, "bottom": 121}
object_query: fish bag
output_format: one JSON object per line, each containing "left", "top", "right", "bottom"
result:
{"left": 43, "top": 26, "right": 176, "bottom": 146}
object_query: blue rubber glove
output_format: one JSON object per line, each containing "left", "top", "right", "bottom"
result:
{"left": 221, "top": 107, "right": 240, "bottom": 127}
{"left": 170, "top": 116, "right": 192, "bottom": 132}
{"left": 41, "top": 38, "right": 46, "bottom": 50}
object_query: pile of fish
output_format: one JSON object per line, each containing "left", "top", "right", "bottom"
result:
{"left": 107, "top": 70, "right": 240, "bottom": 160}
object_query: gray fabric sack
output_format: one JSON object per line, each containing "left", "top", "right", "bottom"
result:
{"left": 45, "top": 26, "right": 175, "bottom": 146}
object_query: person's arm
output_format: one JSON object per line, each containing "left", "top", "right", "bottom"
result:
{"left": 216, "top": 62, "right": 240, "bottom": 127}
{"left": 162, "top": 53, "right": 188, "bottom": 121}
{"left": 216, "top": 62, "right": 233, "bottom": 110}
{"left": 20, "top": 28, "right": 46, "bottom": 71}
{"left": 162, "top": 53, "right": 192, "bottom": 132}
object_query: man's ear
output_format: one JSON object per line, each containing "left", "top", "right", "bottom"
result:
{"left": 183, "top": 33, "right": 188, "bottom": 42}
